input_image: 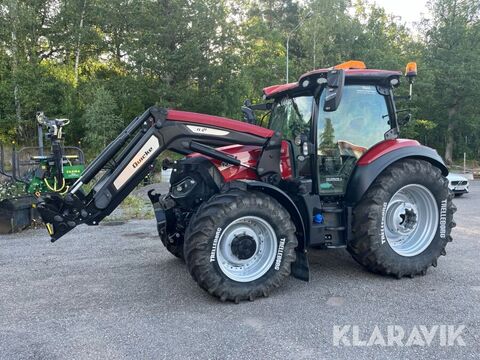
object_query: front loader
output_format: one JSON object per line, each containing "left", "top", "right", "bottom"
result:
{"left": 37, "top": 61, "right": 456, "bottom": 302}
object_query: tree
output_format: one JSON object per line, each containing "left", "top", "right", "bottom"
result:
{"left": 82, "top": 86, "right": 122, "bottom": 154}
{"left": 319, "top": 118, "right": 335, "bottom": 150}
{"left": 417, "top": 0, "right": 480, "bottom": 164}
{"left": 0, "top": 0, "right": 477, "bottom": 164}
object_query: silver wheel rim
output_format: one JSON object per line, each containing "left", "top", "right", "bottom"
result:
{"left": 216, "top": 216, "right": 277, "bottom": 282}
{"left": 384, "top": 184, "right": 439, "bottom": 257}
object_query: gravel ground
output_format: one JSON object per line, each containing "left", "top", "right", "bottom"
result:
{"left": 0, "top": 182, "right": 479, "bottom": 359}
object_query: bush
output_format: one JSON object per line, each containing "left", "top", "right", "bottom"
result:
{"left": 0, "top": 181, "right": 25, "bottom": 200}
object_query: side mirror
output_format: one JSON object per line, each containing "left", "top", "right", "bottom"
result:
{"left": 241, "top": 99, "right": 256, "bottom": 124}
{"left": 323, "top": 69, "right": 345, "bottom": 112}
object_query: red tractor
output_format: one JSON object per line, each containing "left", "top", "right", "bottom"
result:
{"left": 37, "top": 61, "right": 456, "bottom": 302}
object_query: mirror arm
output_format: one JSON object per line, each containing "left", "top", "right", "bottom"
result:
{"left": 394, "top": 96, "right": 412, "bottom": 101}
{"left": 249, "top": 103, "right": 272, "bottom": 111}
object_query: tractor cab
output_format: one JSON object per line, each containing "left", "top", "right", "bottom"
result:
{"left": 262, "top": 61, "right": 408, "bottom": 197}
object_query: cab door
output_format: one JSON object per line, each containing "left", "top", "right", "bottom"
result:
{"left": 316, "top": 84, "right": 392, "bottom": 195}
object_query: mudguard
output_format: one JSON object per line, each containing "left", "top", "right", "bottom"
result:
{"left": 243, "top": 180, "right": 309, "bottom": 281}
{"left": 345, "top": 140, "right": 448, "bottom": 205}
{"left": 243, "top": 181, "right": 305, "bottom": 244}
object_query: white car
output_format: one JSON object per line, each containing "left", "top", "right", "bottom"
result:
{"left": 447, "top": 173, "right": 470, "bottom": 197}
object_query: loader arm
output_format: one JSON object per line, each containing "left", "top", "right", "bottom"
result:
{"left": 37, "top": 106, "right": 282, "bottom": 241}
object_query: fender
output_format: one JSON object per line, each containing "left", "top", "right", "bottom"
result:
{"left": 242, "top": 180, "right": 309, "bottom": 281}
{"left": 243, "top": 181, "right": 306, "bottom": 246}
{"left": 346, "top": 140, "right": 448, "bottom": 205}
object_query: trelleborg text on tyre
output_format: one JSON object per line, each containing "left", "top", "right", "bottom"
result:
{"left": 348, "top": 159, "right": 456, "bottom": 278}
{"left": 184, "top": 189, "right": 297, "bottom": 302}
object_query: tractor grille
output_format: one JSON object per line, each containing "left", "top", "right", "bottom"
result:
{"left": 451, "top": 180, "right": 467, "bottom": 186}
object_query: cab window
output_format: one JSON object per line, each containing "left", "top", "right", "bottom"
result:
{"left": 318, "top": 85, "right": 390, "bottom": 150}
{"left": 270, "top": 96, "right": 314, "bottom": 177}
{"left": 269, "top": 96, "right": 313, "bottom": 139}
{"left": 317, "top": 85, "right": 391, "bottom": 195}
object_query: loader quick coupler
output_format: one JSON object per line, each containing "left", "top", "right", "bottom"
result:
{"left": 36, "top": 107, "right": 170, "bottom": 241}
{"left": 37, "top": 193, "right": 86, "bottom": 241}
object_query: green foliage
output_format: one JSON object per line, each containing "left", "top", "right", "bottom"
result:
{"left": 415, "top": 0, "right": 480, "bottom": 163}
{"left": 320, "top": 118, "right": 336, "bottom": 149}
{"left": 0, "top": 181, "right": 25, "bottom": 200}
{"left": 121, "top": 195, "right": 145, "bottom": 219}
{"left": 82, "top": 86, "right": 123, "bottom": 155}
{"left": 0, "top": 0, "right": 478, "bottom": 163}
{"left": 120, "top": 195, "right": 154, "bottom": 220}
{"left": 401, "top": 119, "right": 438, "bottom": 141}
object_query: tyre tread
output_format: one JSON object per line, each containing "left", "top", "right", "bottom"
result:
{"left": 348, "top": 159, "right": 455, "bottom": 278}
{"left": 184, "top": 189, "right": 297, "bottom": 302}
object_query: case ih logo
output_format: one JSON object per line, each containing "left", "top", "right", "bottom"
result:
{"left": 132, "top": 147, "right": 154, "bottom": 169}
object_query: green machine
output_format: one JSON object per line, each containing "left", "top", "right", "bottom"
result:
{"left": 0, "top": 112, "right": 84, "bottom": 232}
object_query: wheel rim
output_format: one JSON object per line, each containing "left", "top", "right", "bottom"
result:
{"left": 384, "top": 184, "right": 439, "bottom": 257}
{"left": 216, "top": 216, "right": 278, "bottom": 282}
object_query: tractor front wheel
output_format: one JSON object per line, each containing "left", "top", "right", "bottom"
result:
{"left": 184, "top": 189, "right": 297, "bottom": 302}
{"left": 348, "top": 159, "right": 456, "bottom": 278}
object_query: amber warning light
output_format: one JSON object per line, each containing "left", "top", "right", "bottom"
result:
{"left": 405, "top": 62, "right": 418, "bottom": 99}
{"left": 405, "top": 62, "right": 417, "bottom": 79}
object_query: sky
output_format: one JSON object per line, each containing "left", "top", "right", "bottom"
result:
{"left": 373, "top": 0, "right": 430, "bottom": 26}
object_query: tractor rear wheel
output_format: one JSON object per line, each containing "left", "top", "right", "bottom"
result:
{"left": 184, "top": 189, "right": 297, "bottom": 302}
{"left": 348, "top": 159, "right": 456, "bottom": 278}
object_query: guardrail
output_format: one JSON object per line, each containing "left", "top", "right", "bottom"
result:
{"left": 0, "top": 145, "right": 85, "bottom": 182}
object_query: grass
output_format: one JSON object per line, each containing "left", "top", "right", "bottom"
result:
{"left": 104, "top": 194, "right": 154, "bottom": 222}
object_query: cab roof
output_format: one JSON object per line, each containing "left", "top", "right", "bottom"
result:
{"left": 263, "top": 60, "right": 402, "bottom": 100}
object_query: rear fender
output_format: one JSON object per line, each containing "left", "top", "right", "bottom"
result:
{"left": 346, "top": 141, "right": 448, "bottom": 205}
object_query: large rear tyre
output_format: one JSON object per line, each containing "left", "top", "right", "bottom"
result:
{"left": 184, "top": 189, "right": 297, "bottom": 302}
{"left": 348, "top": 159, "right": 456, "bottom": 278}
